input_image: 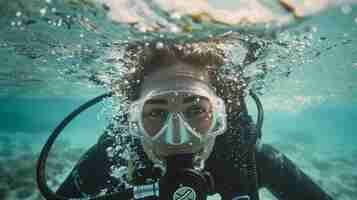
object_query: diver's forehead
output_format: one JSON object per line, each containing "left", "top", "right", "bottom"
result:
{"left": 143, "top": 61, "right": 210, "bottom": 82}
{"left": 139, "top": 77, "right": 216, "bottom": 99}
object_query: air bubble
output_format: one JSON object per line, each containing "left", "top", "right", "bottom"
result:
{"left": 46, "top": 0, "right": 52, "bottom": 3}
{"left": 16, "top": 11, "right": 22, "bottom": 17}
{"left": 155, "top": 42, "right": 164, "bottom": 49}
{"left": 138, "top": 26, "right": 147, "bottom": 32}
{"left": 341, "top": 4, "right": 352, "bottom": 14}
{"left": 11, "top": 21, "right": 16, "bottom": 26}
{"left": 311, "top": 26, "right": 318, "bottom": 33}
{"left": 106, "top": 147, "right": 114, "bottom": 158}
{"left": 169, "top": 25, "right": 180, "bottom": 33}
{"left": 353, "top": 63, "right": 357, "bottom": 69}
{"left": 170, "top": 12, "right": 181, "bottom": 20}
{"left": 80, "top": 33, "right": 84, "bottom": 38}
{"left": 57, "top": 19, "right": 63, "bottom": 27}
{"left": 354, "top": 17, "right": 357, "bottom": 24}
{"left": 40, "top": 8, "right": 47, "bottom": 16}
{"left": 51, "top": 8, "right": 57, "bottom": 13}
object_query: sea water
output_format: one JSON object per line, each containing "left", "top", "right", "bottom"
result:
{"left": 0, "top": 1, "right": 356, "bottom": 200}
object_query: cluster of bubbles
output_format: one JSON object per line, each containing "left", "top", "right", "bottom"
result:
{"left": 86, "top": 30, "right": 314, "bottom": 110}
{"left": 341, "top": 4, "right": 353, "bottom": 15}
{"left": 4, "top": 0, "right": 356, "bottom": 196}
{"left": 9, "top": 0, "right": 58, "bottom": 29}
{"left": 10, "top": 11, "right": 23, "bottom": 27}
{"left": 3, "top": 0, "right": 323, "bottom": 175}
{"left": 83, "top": 29, "right": 319, "bottom": 191}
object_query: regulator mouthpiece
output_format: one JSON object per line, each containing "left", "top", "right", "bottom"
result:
{"left": 159, "top": 154, "right": 215, "bottom": 200}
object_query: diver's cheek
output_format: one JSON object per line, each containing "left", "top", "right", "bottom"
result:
{"left": 190, "top": 116, "right": 213, "bottom": 135}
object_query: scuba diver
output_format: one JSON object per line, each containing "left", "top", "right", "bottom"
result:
{"left": 37, "top": 33, "right": 334, "bottom": 200}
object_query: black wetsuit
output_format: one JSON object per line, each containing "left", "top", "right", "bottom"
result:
{"left": 56, "top": 128, "right": 333, "bottom": 200}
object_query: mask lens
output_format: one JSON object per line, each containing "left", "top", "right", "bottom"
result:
{"left": 182, "top": 95, "right": 214, "bottom": 135}
{"left": 142, "top": 99, "right": 169, "bottom": 137}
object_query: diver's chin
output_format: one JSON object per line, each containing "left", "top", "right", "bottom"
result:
{"left": 159, "top": 144, "right": 202, "bottom": 156}
{"left": 151, "top": 145, "right": 208, "bottom": 170}
{"left": 142, "top": 138, "right": 216, "bottom": 170}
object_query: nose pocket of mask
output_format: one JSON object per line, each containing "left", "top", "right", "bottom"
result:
{"left": 165, "top": 113, "right": 190, "bottom": 145}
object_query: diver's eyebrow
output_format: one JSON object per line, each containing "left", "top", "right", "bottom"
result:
{"left": 183, "top": 96, "right": 209, "bottom": 104}
{"left": 145, "top": 99, "right": 168, "bottom": 105}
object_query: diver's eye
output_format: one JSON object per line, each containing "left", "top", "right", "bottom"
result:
{"left": 144, "top": 109, "right": 168, "bottom": 121}
{"left": 185, "top": 105, "right": 209, "bottom": 119}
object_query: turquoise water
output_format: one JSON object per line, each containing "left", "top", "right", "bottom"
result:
{"left": 0, "top": 1, "right": 357, "bottom": 200}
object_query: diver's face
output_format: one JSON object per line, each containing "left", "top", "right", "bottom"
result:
{"left": 139, "top": 61, "right": 216, "bottom": 159}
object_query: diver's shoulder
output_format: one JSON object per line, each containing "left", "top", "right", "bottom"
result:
{"left": 255, "top": 142, "right": 284, "bottom": 162}
{"left": 255, "top": 142, "right": 278, "bottom": 153}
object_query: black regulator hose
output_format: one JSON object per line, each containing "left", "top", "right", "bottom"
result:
{"left": 249, "top": 90, "right": 264, "bottom": 139}
{"left": 237, "top": 90, "right": 264, "bottom": 161}
{"left": 36, "top": 91, "right": 134, "bottom": 200}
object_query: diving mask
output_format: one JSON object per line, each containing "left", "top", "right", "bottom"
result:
{"left": 128, "top": 90, "right": 227, "bottom": 145}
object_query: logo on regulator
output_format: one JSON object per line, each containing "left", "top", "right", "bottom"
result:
{"left": 173, "top": 186, "right": 197, "bottom": 200}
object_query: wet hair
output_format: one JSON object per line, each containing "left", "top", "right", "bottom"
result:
{"left": 114, "top": 33, "right": 249, "bottom": 111}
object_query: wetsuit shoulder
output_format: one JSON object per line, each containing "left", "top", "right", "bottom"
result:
{"left": 255, "top": 143, "right": 333, "bottom": 200}
{"left": 56, "top": 134, "right": 126, "bottom": 198}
